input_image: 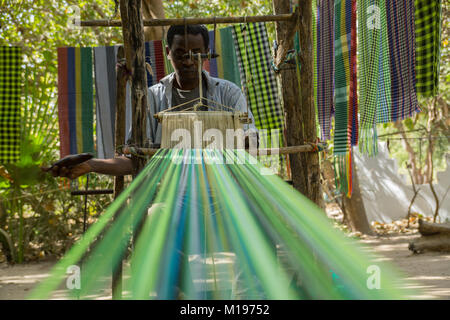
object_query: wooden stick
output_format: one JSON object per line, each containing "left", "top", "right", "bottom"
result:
{"left": 80, "top": 13, "right": 295, "bottom": 27}
{"left": 121, "top": 144, "right": 326, "bottom": 157}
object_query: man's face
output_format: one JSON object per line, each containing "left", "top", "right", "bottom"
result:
{"left": 166, "top": 33, "right": 208, "bottom": 84}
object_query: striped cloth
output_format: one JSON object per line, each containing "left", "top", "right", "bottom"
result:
{"left": 57, "top": 47, "right": 94, "bottom": 158}
{"left": 333, "top": 0, "right": 357, "bottom": 196}
{"left": 231, "top": 23, "right": 284, "bottom": 142}
{"left": 93, "top": 46, "right": 120, "bottom": 159}
{"left": 206, "top": 28, "right": 241, "bottom": 87}
{"left": 415, "top": 0, "right": 443, "bottom": 96}
{"left": 317, "top": 0, "right": 335, "bottom": 141}
{"left": 357, "top": 0, "right": 391, "bottom": 155}
{"left": 0, "top": 47, "right": 21, "bottom": 164}
{"left": 93, "top": 41, "right": 167, "bottom": 159}
{"left": 386, "top": 0, "right": 419, "bottom": 121}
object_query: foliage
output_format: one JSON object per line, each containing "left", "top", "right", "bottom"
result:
{"left": 0, "top": 0, "right": 120, "bottom": 263}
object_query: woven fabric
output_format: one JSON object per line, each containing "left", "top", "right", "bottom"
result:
{"left": 94, "top": 41, "right": 167, "bottom": 158}
{"left": 415, "top": 0, "right": 443, "bottom": 96}
{"left": 0, "top": 47, "right": 21, "bottom": 164}
{"left": 333, "top": 0, "right": 357, "bottom": 196}
{"left": 317, "top": 0, "right": 335, "bottom": 141}
{"left": 357, "top": 0, "right": 391, "bottom": 155}
{"left": 57, "top": 47, "right": 94, "bottom": 158}
{"left": 206, "top": 28, "right": 241, "bottom": 87}
{"left": 349, "top": 0, "right": 358, "bottom": 146}
{"left": 145, "top": 40, "right": 167, "bottom": 87}
{"left": 386, "top": 0, "right": 419, "bottom": 121}
{"left": 231, "top": 23, "right": 283, "bottom": 136}
{"left": 333, "top": 0, "right": 352, "bottom": 155}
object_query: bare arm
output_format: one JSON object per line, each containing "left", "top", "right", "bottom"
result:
{"left": 46, "top": 156, "right": 134, "bottom": 179}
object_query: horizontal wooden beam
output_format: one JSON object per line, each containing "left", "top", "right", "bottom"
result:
{"left": 121, "top": 144, "right": 326, "bottom": 157}
{"left": 71, "top": 189, "right": 114, "bottom": 196}
{"left": 80, "top": 13, "right": 295, "bottom": 27}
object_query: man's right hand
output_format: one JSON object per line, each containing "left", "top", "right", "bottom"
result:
{"left": 45, "top": 161, "right": 92, "bottom": 180}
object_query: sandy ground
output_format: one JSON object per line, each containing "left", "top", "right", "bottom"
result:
{"left": 0, "top": 232, "right": 449, "bottom": 300}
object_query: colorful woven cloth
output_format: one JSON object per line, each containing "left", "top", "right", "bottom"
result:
{"left": 357, "top": 0, "right": 391, "bottom": 155}
{"left": 0, "top": 47, "right": 21, "bottom": 164}
{"left": 317, "top": 0, "right": 335, "bottom": 141}
{"left": 386, "top": 0, "right": 419, "bottom": 121}
{"left": 145, "top": 40, "right": 166, "bottom": 87}
{"left": 57, "top": 47, "right": 94, "bottom": 158}
{"left": 93, "top": 41, "right": 167, "bottom": 159}
{"left": 93, "top": 46, "right": 119, "bottom": 159}
{"left": 231, "top": 23, "right": 284, "bottom": 140}
{"left": 415, "top": 0, "right": 443, "bottom": 96}
{"left": 206, "top": 28, "right": 241, "bottom": 87}
{"left": 333, "top": 0, "right": 357, "bottom": 196}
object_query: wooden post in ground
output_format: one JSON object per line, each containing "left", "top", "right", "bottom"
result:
{"left": 112, "top": 45, "right": 128, "bottom": 300}
{"left": 273, "top": 0, "right": 320, "bottom": 205}
{"left": 119, "top": 0, "right": 148, "bottom": 175}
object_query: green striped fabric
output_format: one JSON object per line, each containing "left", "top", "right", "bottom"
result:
{"left": 357, "top": 0, "right": 391, "bottom": 155}
{"left": 415, "top": 0, "right": 443, "bottom": 96}
{"left": 0, "top": 47, "right": 21, "bottom": 164}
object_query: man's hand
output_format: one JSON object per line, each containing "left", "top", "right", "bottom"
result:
{"left": 44, "top": 161, "right": 92, "bottom": 180}
{"left": 43, "top": 155, "right": 134, "bottom": 178}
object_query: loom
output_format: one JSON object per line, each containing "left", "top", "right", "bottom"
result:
{"left": 35, "top": 35, "right": 417, "bottom": 300}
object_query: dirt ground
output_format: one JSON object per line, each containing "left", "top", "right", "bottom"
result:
{"left": 0, "top": 231, "right": 449, "bottom": 300}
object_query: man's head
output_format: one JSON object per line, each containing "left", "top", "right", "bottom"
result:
{"left": 166, "top": 25, "right": 210, "bottom": 89}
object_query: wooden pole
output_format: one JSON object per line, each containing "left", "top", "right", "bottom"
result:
{"left": 273, "top": 0, "right": 320, "bottom": 205}
{"left": 111, "top": 45, "right": 128, "bottom": 300}
{"left": 298, "top": 0, "right": 320, "bottom": 205}
{"left": 119, "top": 0, "right": 148, "bottom": 175}
{"left": 121, "top": 144, "right": 326, "bottom": 157}
{"left": 80, "top": 13, "right": 295, "bottom": 27}
{"left": 273, "top": 0, "right": 308, "bottom": 198}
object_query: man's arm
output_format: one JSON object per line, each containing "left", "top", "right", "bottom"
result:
{"left": 47, "top": 156, "right": 134, "bottom": 179}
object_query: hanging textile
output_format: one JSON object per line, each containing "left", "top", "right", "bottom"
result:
{"left": 386, "top": 0, "right": 420, "bottom": 121}
{"left": 316, "top": 0, "right": 335, "bottom": 141}
{"left": 231, "top": 23, "right": 283, "bottom": 134}
{"left": 57, "top": 47, "right": 94, "bottom": 158}
{"left": 333, "top": 0, "right": 357, "bottom": 197}
{"left": 30, "top": 149, "right": 411, "bottom": 300}
{"left": 93, "top": 41, "right": 167, "bottom": 159}
{"left": 415, "top": 0, "right": 443, "bottom": 97}
{"left": 93, "top": 46, "right": 119, "bottom": 159}
{"left": 145, "top": 40, "right": 166, "bottom": 87}
{"left": 357, "top": 0, "right": 391, "bottom": 155}
{"left": 0, "top": 46, "right": 21, "bottom": 164}
{"left": 206, "top": 28, "right": 241, "bottom": 87}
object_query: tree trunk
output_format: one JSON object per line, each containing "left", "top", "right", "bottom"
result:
{"left": 119, "top": 0, "right": 148, "bottom": 174}
{"left": 418, "top": 220, "right": 450, "bottom": 236}
{"left": 342, "top": 149, "right": 374, "bottom": 235}
{"left": 298, "top": 0, "right": 320, "bottom": 206}
{"left": 273, "top": 0, "right": 320, "bottom": 206}
{"left": 408, "top": 219, "right": 450, "bottom": 253}
{"left": 142, "top": 0, "right": 166, "bottom": 41}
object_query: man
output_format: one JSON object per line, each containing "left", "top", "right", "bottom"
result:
{"left": 49, "top": 24, "right": 256, "bottom": 179}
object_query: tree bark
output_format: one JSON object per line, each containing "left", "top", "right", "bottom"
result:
{"left": 418, "top": 220, "right": 450, "bottom": 236}
{"left": 273, "top": 0, "right": 320, "bottom": 206}
{"left": 408, "top": 219, "right": 450, "bottom": 253}
{"left": 119, "top": 0, "right": 148, "bottom": 174}
{"left": 342, "top": 150, "right": 374, "bottom": 235}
